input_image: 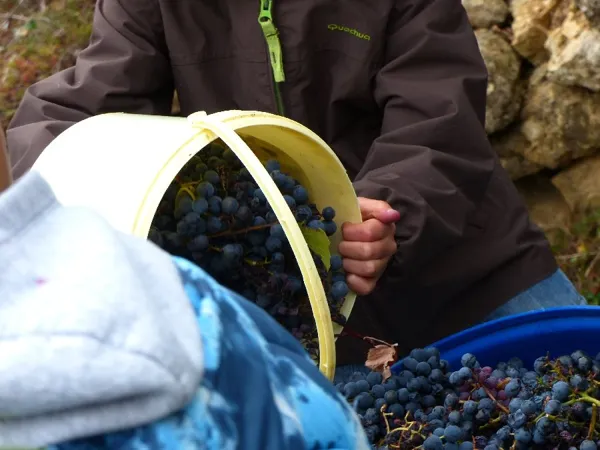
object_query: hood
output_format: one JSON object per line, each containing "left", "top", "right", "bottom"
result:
{"left": 0, "top": 171, "right": 203, "bottom": 447}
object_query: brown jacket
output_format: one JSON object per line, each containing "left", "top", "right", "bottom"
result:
{"left": 6, "top": 0, "right": 557, "bottom": 363}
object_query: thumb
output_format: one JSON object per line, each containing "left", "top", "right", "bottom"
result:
{"left": 358, "top": 197, "right": 401, "bottom": 224}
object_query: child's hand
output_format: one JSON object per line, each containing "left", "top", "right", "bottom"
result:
{"left": 338, "top": 197, "right": 400, "bottom": 295}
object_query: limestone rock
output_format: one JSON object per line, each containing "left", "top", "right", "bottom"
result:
{"left": 516, "top": 174, "right": 572, "bottom": 246}
{"left": 545, "top": 8, "right": 600, "bottom": 91}
{"left": 462, "top": 0, "right": 509, "bottom": 28}
{"left": 511, "top": 0, "right": 571, "bottom": 65}
{"left": 575, "top": 0, "right": 600, "bottom": 25}
{"left": 552, "top": 154, "right": 600, "bottom": 211}
{"left": 490, "top": 127, "right": 543, "bottom": 179}
{"left": 475, "top": 29, "right": 523, "bottom": 133}
{"left": 518, "top": 76, "right": 600, "bottom": 168}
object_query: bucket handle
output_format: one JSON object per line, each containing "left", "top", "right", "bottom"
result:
{"left": 187, "top": 112, "right": 336, "bottom": 379}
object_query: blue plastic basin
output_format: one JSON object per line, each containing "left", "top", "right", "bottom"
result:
{"left": 391, "top": 306, "right": 600, "bottom": 373}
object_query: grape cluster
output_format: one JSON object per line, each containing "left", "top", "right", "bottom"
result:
{"left": 338, "top": 348, "right": 600, "bottom": 449}
{"left": 148, "top": 140, "right": 349, "bottom": 360}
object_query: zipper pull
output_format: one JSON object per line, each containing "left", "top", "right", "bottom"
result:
{"left": 258, "top": 0, "right": 285, "bottom": 82}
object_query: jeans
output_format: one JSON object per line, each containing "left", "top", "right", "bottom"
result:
{"left": 333, "top": 269, "right": 587, "bottom": 384}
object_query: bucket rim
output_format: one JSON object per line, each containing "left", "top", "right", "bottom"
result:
{"left": 391, "top": 306, "right": 598, "bottom": 372}
{"left": 434, "top": 305, "right": 599, "bottom": 350}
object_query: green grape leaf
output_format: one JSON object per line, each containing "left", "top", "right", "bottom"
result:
{"left": 300, "top": 225, "right": 331, "bottom": 271}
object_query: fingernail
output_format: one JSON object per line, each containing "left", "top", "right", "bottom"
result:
{"left": 386, "top": 209, "right": 400, "bottom": 219}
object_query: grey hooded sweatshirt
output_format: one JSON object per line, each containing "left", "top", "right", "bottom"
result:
{"left": 0, "top": 170, "right": 203, "bottom": 447}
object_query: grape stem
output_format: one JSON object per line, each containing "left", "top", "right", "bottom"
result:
{"left": 380, "top": 406, "right": 425, "bottom": 448}
{"left": 339, "top": 326, "right": 370, "bottom": 340}
{"left": 363, "top": 335, "right": 397, "bottom": 348}
{"left": 479, "top": 381, "right": 509, "bottom": 414}
{"left": 534, "top": 412, "right": 559, "bottom": 423}
{"left": 337, "top": 325, "right": 400, "bottom": 354}
{"left": 579, "top": 395, "right": 600, "bottom": 408}
{"left": 478, "top": 415, "right": 504, "bottom": 430}
{"left": 209, "top": 223, "right": 273, "bottom": 238}
{"left": 588, "top": 404, "right": 597, "bottom": 439}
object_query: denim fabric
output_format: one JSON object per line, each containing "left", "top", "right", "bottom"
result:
{"left": 483, "top": 269, "right": 586, "bottom": 321}
{"left": 334, "top": 269, "right": 586, "bottom": 384}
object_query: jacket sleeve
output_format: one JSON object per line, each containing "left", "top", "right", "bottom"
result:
{"left": 6, "top": 0, "right": 174, "bottom": 179}
{"left": 353, "top": 0, "right": 496, "bottom": 272}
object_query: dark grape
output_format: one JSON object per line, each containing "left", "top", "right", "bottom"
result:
{"left": 461, "top": 353, "right": 478, "bottom": 369}
{"left": 187, "top": 234, "right": 209, "bottom": 252}
{"left": 307, "top": 219, "right": 325, "bottom": 230}
{"left": 222, "top": 243, "right": 244, "bottom": 263}
{"left": 270, "top": 170, "right": 287, "bottom": 188}
{"left": 330, "top": 255, "right": 343, "bottom": 272}
{"left": 332, "top": 272, "right": 346, "bottom": 284}
{"left": 356, "top": 379, "right": 370, "bottom": 393}
{"left": 544, "top": 399, "right": 561, "bottom": 415}
{"left": 322, "top": 206, "right": 336, "bottom": 220}
{"left": 222, "top": 197, "right": 239, "bottom": 214}
{"left": 265, "top": 159, "right": 280, "bottom": 173}
{"left": 423, "top": 435, "right": 443, "bottom": 450}
{"left": 235, "top": 205, "right": 252, "bottom": 224}
{"left": 331, "top": 280, "right": 349, "bottom": 301}
{"left": 203, "top": 170, "right": 220, "bottom": 184}
{"left": 265, "top": 236, "right": 283, "bottom": 253}
{"left": 283, "top": 194, "right": 296, "bottom": 209}
{"left": 254, "top": 188, "right": 267, "bottom": 203}
{"left": 192, "top": 198, "right": 209, "bottom": 214}
{"left": 196, "top": 181, "right": 215, "bottom": 198}
{"left": 416, "top": 361, "right": 432, "bottom": 376}
{"left": 367, "top": 372, "right": 383, "bottom": 387}
{"left": 444, "top": 424, "right": 463, "bottom": 443}
{"left": 371, "top": 384, "right": 386, "bottom": 399}
{"left": 206, "top": 216, "right": 223, "bottom": 234}
{"left": 208, "top": 196, "right": 222, "bottom": 214}
{"left": 148, "top": 227, "right": 163, "bottom": 246}
{"left": 323, "top": 220, "right": 337, "bottom": 236}
{"left": 270, "top": 223, "right": 286, "bottom": 240}
{"left": 293, "top": 185, "right": 309, "bottom": 204}
{"left": 295, "top": 204, "right": 312, "bottom": 222}
{"left": 552, "top": 381, "right": 570, "bottom": 402}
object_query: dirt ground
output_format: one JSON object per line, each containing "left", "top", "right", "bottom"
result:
{"left": 0, "top": 0, "right": 94, "bottom": 127}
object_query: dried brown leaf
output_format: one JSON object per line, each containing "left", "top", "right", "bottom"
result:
{"left": 382, "top": 365, "right": 392, "bottom": 381}
{"left": 365, "top": 344, "right": 398, "bottom": 381}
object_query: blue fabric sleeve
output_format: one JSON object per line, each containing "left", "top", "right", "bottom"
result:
{"left": 50, "top": 256, "right": 369, "bottom": 450}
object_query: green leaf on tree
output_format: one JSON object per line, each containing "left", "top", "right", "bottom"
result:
{"left": 300, "top": 225, "right": 331, "bottom": 271}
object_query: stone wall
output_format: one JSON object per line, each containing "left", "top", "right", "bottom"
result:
{"left": 465, "top": 0, "right": 600, "bottom": 238}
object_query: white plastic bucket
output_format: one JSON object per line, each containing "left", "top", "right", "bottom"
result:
{"left": 32, "top": 110, "right": 362, "bottom": 380}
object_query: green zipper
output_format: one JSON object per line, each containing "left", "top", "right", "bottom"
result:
{"left": 258, "top": 0, "right": 285, "bottom": 115}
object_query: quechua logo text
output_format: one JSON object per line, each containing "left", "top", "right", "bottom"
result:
{"left": 327, "top": 24, "right": 370, "bottom": 41}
